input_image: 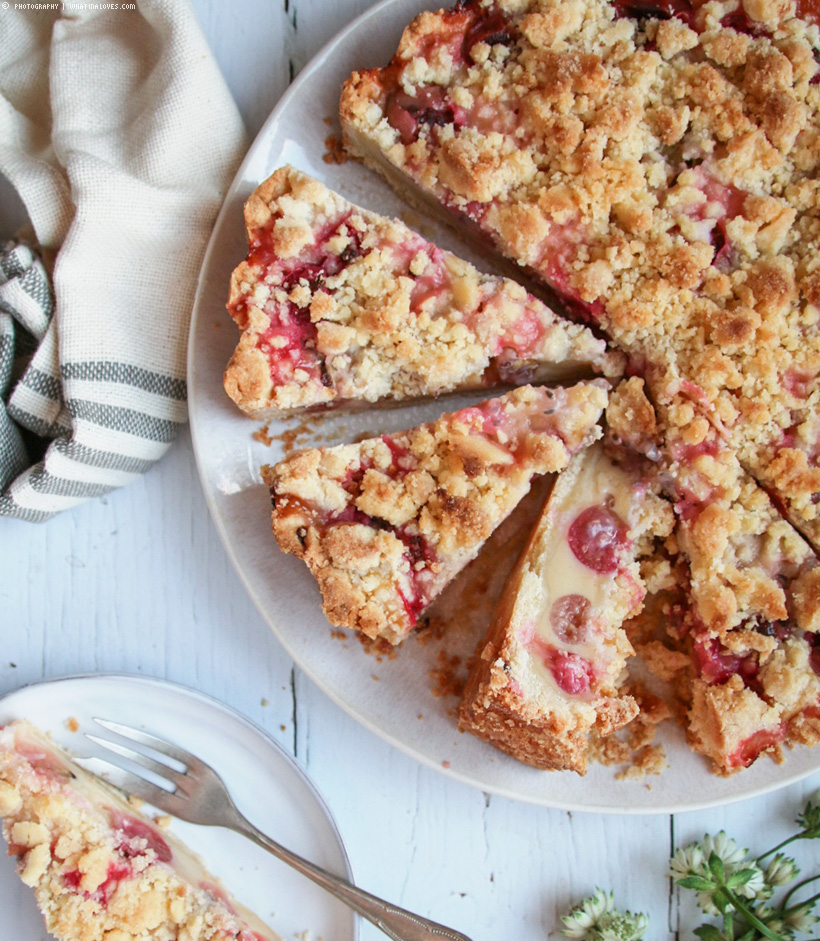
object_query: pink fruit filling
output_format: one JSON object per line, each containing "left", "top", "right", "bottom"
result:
{"left": 523, "top": 627, "right": 597, "bottom": 695}
{"left": 810, "top": 633, "right": 820, "bottom": 676}
{"left": 234, "top": 213, "right": 365, "bottom": 390}
{"left": 11, "top": 740, "right": 69, "bottom": 782}
{"left": 670, "top": 171, "right": 747, "bottom": 271}
{"left": 568, "top": 505, "right": 630, "bottom": 574}
{"left": 460, "top": 387, "right": 572, "bottom": 446}
{"left": 63, "top": 859, "right": 133, "bottom": 906}
{"left": 612, "top": 0, "right": 700, "bottom": 28}
{"left": 460, "top": 5, "right": 518, "bottom": 62}
{"left": 387, "top": 86, "right": 468, "bottom": 146}
{"left": 380, "top": 435, "right": 414, "bottom": 473}
{"left": 395, "top": 524, "right": 438, "bottom": 624}
{"left": 494, "top": 306, "right": 550, "bottom": 362}
{"left": 538, "top": 230, "right": 607, "bottom": 326}
{"left": 550, "top": 594, "right": 592, "bottom": 644}
{"left": 727, "top": 726, "right": 785, "bottom": 769}
{"left": 694, "top": 637, "right": 758, "bottom": 685}
{"left": 546, "top": 647, "right": 595, "bottom": 695}
{"left": 778, "top": 423, "right": 820, "bottom": 466}
{"left": 784, "top": 368, "right": 813, "bottom": 400}
{"left": 109, "top": 810, "right": 173, "bottom": 863}
{"left": 797, "top": 0, "right": 820, "bottom": 23}
{"left": 408, "top": 245, "right": 451, "bottom": 309}
{"left": 718, "top": 7, "right": 773, "bottom": 34}
{"left": 325, "top": 444, "right": 438, "bottom": 627}
{"left": 669, "top": 433, "right": 721, "bottom": 466}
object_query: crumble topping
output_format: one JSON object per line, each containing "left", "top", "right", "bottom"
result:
{"left": 341, "top": 0, "right": 820, "bottom": 548}
{"left": 608, "top": 378, "right": 820, "bottom": 638}
{"left": 264, "top": 382, "right": 607, "bottom": 645}
{"left": 224, "top": 166, "right": 621, "bottom": 419}
{"left": 607, "top": 378, "right": 820, "bottom": 773}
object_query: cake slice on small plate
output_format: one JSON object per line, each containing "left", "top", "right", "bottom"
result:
{"left": 225, "top": 166, "right": 621, "bottom": 419}
{"left": 458, "top": 438, "right": 674, "bottom": 775}
{"left": 0, "top": 720, "right": 278, "bottom": 941}
{"left": 263, "top": 382, "right": 608, "bottom": 645}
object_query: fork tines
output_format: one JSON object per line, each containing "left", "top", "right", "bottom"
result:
{"left": 75, "top": 718, "right": 195, "bottom": 814}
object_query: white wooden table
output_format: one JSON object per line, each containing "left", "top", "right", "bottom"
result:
{"left": 2, "top": 2, "right": 820, "bottom": 939}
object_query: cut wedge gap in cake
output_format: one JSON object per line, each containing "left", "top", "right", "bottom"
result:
{"left": 458, "top": 436, "right": 674, "bottom": 775}
{"left": 225, "top": 166, "right": 622, "bottom": 420}
{"left": 263, "top": 381, "right": 608, "bottom": 645}
{"left": 0, "top": 720, "right": 279, "bottom": 941}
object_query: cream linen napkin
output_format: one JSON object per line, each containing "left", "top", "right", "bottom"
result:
{"left": 0, "top": 1, "right": 246, "bottom": 521}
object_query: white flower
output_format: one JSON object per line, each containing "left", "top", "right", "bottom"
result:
{"left": 560, "top": 891, "right": 648, "bottom": 940}
{"left": 701, "top": 832, "right": 749, "bottom": 870}
{"left": 669, "top": 843, "right": 707, "bottom": 881}
{"left": 561, "top": 889, "right": 614, "bottom": 938}
{"left": 733, "top": 863, "right": 767, "bottom": 900}
{"left": 765, "top": 854, "right": 799, "bottom": 887}
{"left": 598, "top": 911, "right": 649, "bottom": 941}
{"left": 785, "top": 902, "right": 820, "bottom": 934}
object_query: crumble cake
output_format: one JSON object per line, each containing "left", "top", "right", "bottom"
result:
{"left": 458, "top": 439, "right": 674, "bottom": 774}
{"left": 225, "top": 165, "right": 621, "bottom": 419}
{"left": 263, "top": 381, "right": 608, "bottom": 645}
{"left": 608, "top": 378, "right": 820, "bottom": 773}
{"left": 340, "top": 0, "right": 820, "bottom": 549}
{"left": 0, "top": 721, "right": 278, "bottom": 941}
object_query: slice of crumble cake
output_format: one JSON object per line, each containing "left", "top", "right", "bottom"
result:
{"left": 0, "top": 721, "right": 279, "bottom": 941}
{"left": 341, "top": 0, "right": 820, "bottom": 549}
{"left": 225, "top": 166, "right": 620, "bottom": 419}
{"left": 609, "top": 378, "right": 820, "bottom": 774}
{"left": 458, "top": 439, "right": 674, "bottom": 774}
{"left": 263, "top": 382, "right": 608, "bottom": 645}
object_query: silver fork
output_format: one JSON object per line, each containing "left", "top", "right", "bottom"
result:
{"left": 75, "top": 718, "right": 474, "bottom": 941}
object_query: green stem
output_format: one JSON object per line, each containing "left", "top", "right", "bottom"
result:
{"left": 781, "top": 875, "right": 820, "bottom": 911}
{"left": 718, "top": 888, "right": 786, "bottom": 941}
{"left": 758, "top": 835, "right": 801, "bottom": 863}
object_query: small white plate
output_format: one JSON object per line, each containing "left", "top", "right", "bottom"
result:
{"left": 187, "top": 0, "right": 820, "bottom": 813}
{"left": 0, "top": 674, "right": 357, "bottom": 941}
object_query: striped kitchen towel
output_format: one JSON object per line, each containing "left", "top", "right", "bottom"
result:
{"left": 0, "top": 1, "right": 246, "bottom": 521}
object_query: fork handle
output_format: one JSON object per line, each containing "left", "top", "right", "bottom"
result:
{"left": 233, "top": 817, "right": 474, "bottom": 941}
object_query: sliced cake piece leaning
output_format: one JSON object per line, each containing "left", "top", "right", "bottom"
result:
{"left": 458, "top": 438, "right": 674, "bottom": 775}
{"left": 263, "top": 382, "right": 608, "bottom": 645}
{"left": 225, "top": 166, "right": 621, "bottom": 419}
{"left": 0, "top": 720, "right": 279, "bottom": 941}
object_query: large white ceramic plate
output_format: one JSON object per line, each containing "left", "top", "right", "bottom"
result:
{"left": 0, "top": 675, "right": 356, "bottom": 941}
{"left": 187, "top": 0, "right": 820, "bottom": 813}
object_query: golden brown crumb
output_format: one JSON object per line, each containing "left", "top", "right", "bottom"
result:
{"left": 252, "top": 424, "right": 274, "bottom": 447}
{"left": 322, "top": 135, "right": 348, "bottom": 165}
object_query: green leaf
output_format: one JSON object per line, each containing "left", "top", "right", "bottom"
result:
{"left": 727, "top": 868, "right": 761, "bottom": 888}
{"left": 712, "top": 890, "right": 732, "bottom": 915}
{"left": 694, "top": 926, "right": 726, "bottom": 941}
{"left": 709, "top": 852, "right": 727, "bottom": 882}
{"left": 679, "top": 875, "right": 717, "bottom": 891}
